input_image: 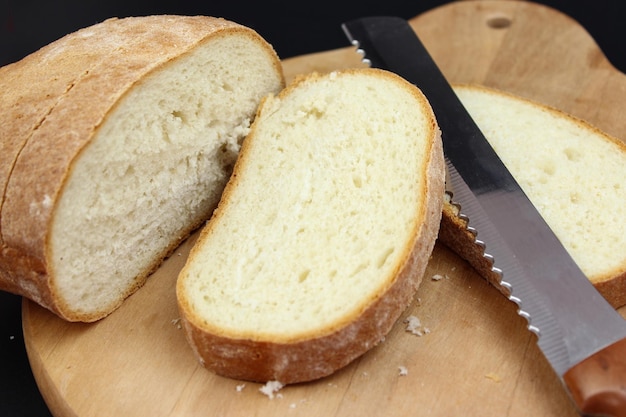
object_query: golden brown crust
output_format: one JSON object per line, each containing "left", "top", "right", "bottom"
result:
{"left": 0, "top": 16, "right": 284, "bottom": 321}
{"left": 438, "top": 199, "right": 509, "bottom": 295}
{"left": 0, "top": 247, "right": 51, "bottom": 308}
{"left": 0, "top": 17, "right": 141, "bottom": 241}
{"left": 593, "top": 274, "right": 626, "bottom": 308}
{"left": 178, "top": 69, "right": 445, "bottom": 383}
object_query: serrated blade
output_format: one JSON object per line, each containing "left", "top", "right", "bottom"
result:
{"left": 342, "top": 16, "right": 626, "bottom": 416}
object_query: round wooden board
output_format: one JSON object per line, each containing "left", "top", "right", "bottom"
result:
{"left": 23, "top": 2, "right": 626, "bottom": 416}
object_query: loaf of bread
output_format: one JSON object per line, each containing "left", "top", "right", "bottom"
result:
{"left": 0, "top": 15, "right": 284, "bottom": 322}
{"left": 176, "top": 69, "right": 445, "bottom": 384}
{"left": 439, "top": 84, "right": 626, "bottom": 308}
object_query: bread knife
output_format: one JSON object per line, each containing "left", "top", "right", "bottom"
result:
{"left": 342, "top": 16, "right": 626, "bottom": 416}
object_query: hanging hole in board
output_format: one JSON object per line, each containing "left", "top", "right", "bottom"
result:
{"left": 487, "top": 15, "right": 512, "bottom": 29}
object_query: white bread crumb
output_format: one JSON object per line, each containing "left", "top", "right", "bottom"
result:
{"left": 431, "top": 273, "right": 448, "bottom": 281}
{"left": 398, "top": 366, "right": 408, "bottom": 376}
{"left": 259, "top": 380, "right": 284, "bottom": 399}
{"left": 171, "top": 318, "right": 182, "bottom": 329}
{"left": 290, "top": 399, "right": 307, "bottom": 409}
{"left": 236, "top": 383, "right": 246, "bottom": 392}
{"left": 404, "top": 315, "right": 425, "bottom": 336}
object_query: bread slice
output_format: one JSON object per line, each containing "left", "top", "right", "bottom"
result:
{"left": 439, "top": 84, "right": 626, "bottom": 308}
{"left": 0, "top": 15, "right": 284, "bottom": 322}
{"left": 176, "top": 69, "right": 445, "bottom": 384}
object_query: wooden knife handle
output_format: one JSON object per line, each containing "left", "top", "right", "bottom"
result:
{"left": 563, "top": 337, "right": 626, "bottom": 417}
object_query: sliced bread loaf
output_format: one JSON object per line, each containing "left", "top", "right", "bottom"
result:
{"left": 176, "top": 69, "right": 445, "bottom": 384}
{"left": 439, "top": 84, "right": 626, "bottom": 308}
{"left": 0, "top": 15, "right": 284, "bottom": 321}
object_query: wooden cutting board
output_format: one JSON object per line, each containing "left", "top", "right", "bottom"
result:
{"left": 22, "top": 1, "right": 626, "bottom": 416}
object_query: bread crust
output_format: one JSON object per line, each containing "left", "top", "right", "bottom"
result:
{"left": 0, "top": 16, "right": 284, "bottom": 321}
{"left": 438, "top": 199, "right": 508, "bottom": 294}
{"left": 438, "top": 83, "right": 626, "bottom": 308}
{"left": 177, "top": 69, "right": 445, "bottom": 383}
{"left": 594, "top": 274, "right": 626, "bottom": 308}
{"left": 0, "top": 17, "right": 145, "bottom": 243}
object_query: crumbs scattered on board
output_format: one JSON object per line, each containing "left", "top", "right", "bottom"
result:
{"left": 259, "top": 380, "right": 284, "bottom": 399}
{"left": 250, "top": 381, "right": 309, "bottom": 409}
{"left": 289, "top": 399, "right": 307, "bottom": 409}
{"left": 431, "top": 273, "right": 449, "bottom": 281}
{"left": 404, "top": 315, "right": 430, "bottom": 336}
{"left": 398, "top": 366, "right": 408, "bottom": 376}
{"left": 171, "top": 318, "right": 182, "bottom": 329}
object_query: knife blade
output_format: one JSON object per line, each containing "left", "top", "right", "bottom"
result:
{"left": 342, "top": 16, "right": 626, "bottom": 416}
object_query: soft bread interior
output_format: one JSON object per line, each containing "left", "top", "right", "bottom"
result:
{"left": 455, "top": 85, "right": 626, "bottom": 283}
{"left": 179, "top": 70, "right": 436, "bottom": 341}
{"left": 49, "top": 33, "right": 282, "bottom": 315}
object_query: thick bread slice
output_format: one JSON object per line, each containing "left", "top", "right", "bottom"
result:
{"left": 439, "top": 84, "right": 626, "bottom": 308}
{"left": 0, "top": 16, "right": 284, "bottom": 321}
{"left": 176, "top": 69, "right": 445, "bottom": 384}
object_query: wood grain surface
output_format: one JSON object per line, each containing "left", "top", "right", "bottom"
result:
{"left": 22, "top": 1, "right": 626, "bottom": 416}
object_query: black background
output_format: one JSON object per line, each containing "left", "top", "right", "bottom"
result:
{"left": 1, "top": 1, "right": 626, "bottom": 70}
{"left": 1, "top": 1, "right": 624, "bottom": 416}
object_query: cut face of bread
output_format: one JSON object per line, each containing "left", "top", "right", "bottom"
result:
{"left": 50, "top": 34, "right": 276, "bottom": 316}
{"left": 440, "top": 84, "right": 626, "bottom": 308}
{"left": 0, "top": 16, "right": 284, "bottom": 321}
{"left": 177, "top": 69, "right": 445, "bottom": 384}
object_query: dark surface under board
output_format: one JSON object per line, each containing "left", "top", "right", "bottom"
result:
{"left": 2, "top": 1, "right": 626, "bottom": 71}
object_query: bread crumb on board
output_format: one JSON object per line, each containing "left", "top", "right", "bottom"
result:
{"left": 431, "top": 273, "right": 449, "bottom": 281}
{"left": 171, "top": 318, "right": 182, "bottom": 329}
{"left": 259, "top": 380, "right": 284, "bottom": 399}
{"left": 236, "top": 383, "right": 246, "bottom": 392}
{"left": 404, "top": 315, "right": 430, "bottom": 336}
{"left": 398, "top": 366, "right": 408, "bottom": 376}
{"left": 289, "top": 399, "right": 307, "bottom": 409}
